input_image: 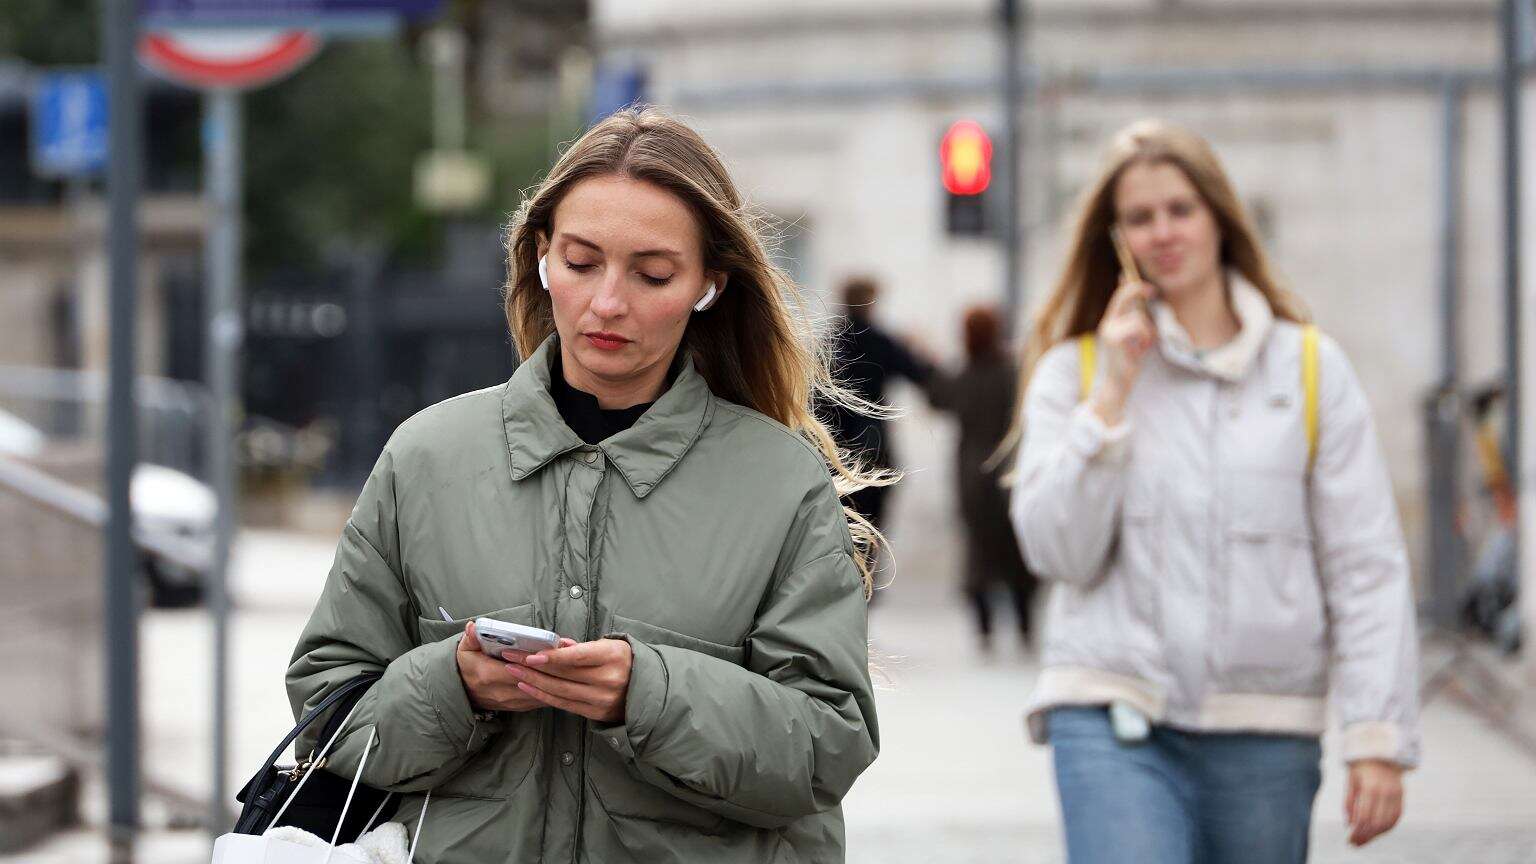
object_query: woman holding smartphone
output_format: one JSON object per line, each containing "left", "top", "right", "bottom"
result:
{"left": 1009, "top": 119, "right": 1419, "bottom": 863}
{"left": 286, "top": 108, "right": 880, "bottom": 863}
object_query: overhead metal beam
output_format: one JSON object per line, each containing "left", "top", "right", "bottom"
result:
{"left": 600, "top": 2, "right": 1496, "bottom": 49}
{"left": 670, "top": 64, "right": 1500, "bottom": 111}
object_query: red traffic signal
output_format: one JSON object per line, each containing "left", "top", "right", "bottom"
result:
{"left": 940, "top": 120, "right": 993, "bottom": 196}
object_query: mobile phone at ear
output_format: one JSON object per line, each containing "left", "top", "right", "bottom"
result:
{"left": 1110, "top": 226, "right": 1161, "bottom": 304}
{"left": 1109, "top": 226, "right": 1142, "bottom": 281}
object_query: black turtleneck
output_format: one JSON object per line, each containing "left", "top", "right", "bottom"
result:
{"left": 549, "top": 352, "right": 656, "bottom": 444}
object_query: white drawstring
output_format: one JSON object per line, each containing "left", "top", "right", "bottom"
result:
{"left": 322, "top": 726, "right": 376, "bottom": 864}
{"left": 358, "top": 791, "right": 396, "bottom": 837}
{"left": 266, "top": 695, "right": 371, "bottom": 833}
{"left": 259, "top": 691, "right": 435, "bottom": 861}
{"left": 407, "top": 791, "right": 432, "bottom": 863}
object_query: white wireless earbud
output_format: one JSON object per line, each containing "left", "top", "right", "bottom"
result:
{"left": 537, "top": 255, "right": 550, "bottom": 291}
{"left": 693, "top": 282, "right": 718, "bottom": 312}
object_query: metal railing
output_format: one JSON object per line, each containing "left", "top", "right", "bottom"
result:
{"left": 0, "top": 364, "right": 211, "bottom": 479}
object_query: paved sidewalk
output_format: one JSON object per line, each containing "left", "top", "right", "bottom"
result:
{"left": 13, "top": 404, "right": 1536, "bottom": 862}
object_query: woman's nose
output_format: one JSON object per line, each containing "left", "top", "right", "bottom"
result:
{"left": 588, "top": 271, "right": 627, "bottom": 318}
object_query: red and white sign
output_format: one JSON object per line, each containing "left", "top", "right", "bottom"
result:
{"left": 139, "top": 29, "right": 322, "bottom": 90}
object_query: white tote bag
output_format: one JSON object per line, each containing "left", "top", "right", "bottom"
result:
{"left": 211, "top": 698, "right": 432, "bottom": 864}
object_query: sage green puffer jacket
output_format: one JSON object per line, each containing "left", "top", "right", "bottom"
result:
{"left": 286, "top": 336, "right": 878, "bottom": 863}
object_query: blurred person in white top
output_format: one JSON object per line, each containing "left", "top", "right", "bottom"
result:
{"left": 1007, "top": 119, "right": 1419, "bottom": 863}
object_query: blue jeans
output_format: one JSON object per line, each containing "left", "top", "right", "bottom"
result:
{"left": 1049, "top": 707, "right": 1322, "bottom": 864}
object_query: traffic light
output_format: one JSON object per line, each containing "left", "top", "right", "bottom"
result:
{"left": 941, "top": 119, "right": 992, "bottom": 236}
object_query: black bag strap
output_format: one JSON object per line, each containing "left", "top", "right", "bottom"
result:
{"left": 261, "top": 672, "right": 381, "bottom": 772}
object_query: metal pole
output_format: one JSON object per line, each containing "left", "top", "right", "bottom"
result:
{"left": 102, "top": 0, "right": 141, "bottom": 860}
{"left": 425, "top": 27, "right": 467, "bottom": 152}
{"left": 203, "top": 88, "right": 242, "bottom": 836}
{"left": 1500, "top": 0, "right": 1522, "bottom": 596}
{"left": 1430, "top": 82, "right": 1465, "bottom": 630}
{"left": 999, "top": 0, "right": 1024, "bottom": 336}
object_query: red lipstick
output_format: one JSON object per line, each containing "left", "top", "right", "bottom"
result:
{"left": 585, "top": 331, "right": 630, "bottom": 351}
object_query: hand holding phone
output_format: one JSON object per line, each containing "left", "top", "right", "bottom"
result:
{"left": 1092, "top": 226, "right": 1159, "bottom": 424}
{"left": 1110, "top": 226, "right": 1159, "bottom": 303}
{"left": 455, "top": 620, "right": 550, "bottom": 714}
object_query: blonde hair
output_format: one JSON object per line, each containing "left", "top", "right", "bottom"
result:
{"left": 503, "top": 107, "right": 894, "bottom": 594}
{"left": 998, "top": 119, "right": 1310, "bottom": 472}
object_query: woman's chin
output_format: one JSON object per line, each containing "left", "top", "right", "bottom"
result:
{"left": 571, "top": 347, "right": 643, "bottom": 382}
{"left": 1151, "top": 270, "right": 1217, "bottom": 300}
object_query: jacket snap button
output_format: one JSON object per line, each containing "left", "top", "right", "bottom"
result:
{"left": 582, "top": 451, "right": 598, "bottom": 464}
{"left": 569, "top": 585, "right": 584, "bottom": 599}
{"left": 560, "top": 751, "right": 575, "bottom": 766}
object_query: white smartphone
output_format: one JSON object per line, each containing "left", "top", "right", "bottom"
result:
{"left": 1109, "top": 225, "right": 1143, "bottom": 283}
{"left": 1110, "top": 226, "right": 1161, "bottom": 306}
{"left": 1109, "top": 700, "right": 1151, "bottom": 743}
{"left": 474, "top": 617, "right": 561, "bottom": 657}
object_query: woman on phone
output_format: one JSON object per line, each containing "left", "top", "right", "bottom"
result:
{"left": 1009, "top": 119, "right": 1419, "bottom": 863}
{"left": 286, "top": 108, "right": 881, "bottom": 863}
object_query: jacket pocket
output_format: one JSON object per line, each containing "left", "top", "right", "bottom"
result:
{"left": 1219, "top": 472, "right": 1327, "bottom": 679}
{"left": 607, "top": 614, "right": 747, "bottom": 666}
{"left": 413, "top": 603, "right": 541, "bottom": 800}
{"left": 416, "top": 602, "right": 541, "bottom": 644}
{"left": 586, "top": 613, "right": 741, "bottom": 833}
{"left": 585, "top": 742, "right": 729, "bottom": 834}
{"left": 1051, "top": 474, "right": 1163, "bottom": 666}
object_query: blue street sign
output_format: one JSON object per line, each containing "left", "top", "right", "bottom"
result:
{"left": 589, "top": 65, "right": 647, "bottom": 125}
{"left": 32, "top": 72, "right": 109, "bottom": 177}
{"left": 140, "top": 0, "right": 443, "bottom": 34}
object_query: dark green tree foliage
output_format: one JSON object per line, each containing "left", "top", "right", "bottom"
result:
{"left": 243, "top": 40, "right": 436, "bottom": 275}
{"left": 0, "top": 0, "right": 97, "bottom": 66}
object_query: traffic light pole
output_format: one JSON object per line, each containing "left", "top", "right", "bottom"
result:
{"left": 999, "top": 0, "right": 1025, "bottom": 338}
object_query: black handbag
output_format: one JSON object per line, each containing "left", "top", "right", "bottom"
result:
{"left": 233, "top": 673, "right": 398, "bottom": 840}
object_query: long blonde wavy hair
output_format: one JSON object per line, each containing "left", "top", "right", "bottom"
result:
{"left": 503, "top": 107, "right": 894, "bottom": 595}
{"left": 998, "top": 119, "right": 1310, "bottom": 473}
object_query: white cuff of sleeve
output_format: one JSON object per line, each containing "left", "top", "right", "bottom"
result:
{"left": 1341, "top": 720, "right": 1418, "bottom": 769}
{"left": 1068, "top": 402, "right": 1132, "bottom": 464}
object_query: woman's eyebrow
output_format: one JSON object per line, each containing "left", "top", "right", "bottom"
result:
{"left": 558, "top": 232, "right": 602, "bottom": 252}
{"left": 558, "top": 231, "right": 681, "bottom": 260}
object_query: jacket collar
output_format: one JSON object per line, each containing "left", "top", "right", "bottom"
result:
{"left": 1150, "top": 272, "right": 1274, "bottom": 382}
{"left": 501, "top": 335, "right": 715, "bottom": 499}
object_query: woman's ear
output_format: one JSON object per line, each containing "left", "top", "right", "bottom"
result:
{"left": 535, "top": 232, "right": 549, "bottom": 259}
{"left": 695, "top": 272, "right": 727, "bottom": 312}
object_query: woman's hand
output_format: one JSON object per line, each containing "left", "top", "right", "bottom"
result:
{"left": 1090, "top": 279, "right": 1157, "bottom": 427}
{"left": 454, "top": 621, "right": 566, "bottom": 713}
{"left": 1345, "top": 759, "right": 1405, "bottom": 846}
{"left": 505, "top": 637, "right": 634, "bottom": 724}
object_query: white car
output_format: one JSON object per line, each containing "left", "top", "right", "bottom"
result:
{"left": 0, "top": 406, "right": 216, "bottom": 606}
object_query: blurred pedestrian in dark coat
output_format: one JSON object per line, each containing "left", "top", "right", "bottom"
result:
{"left": 824, "top": 277, "right": 934, "bottom": 535}
{"left": 929, "top": 306, "right": 1036, "bottom": 651}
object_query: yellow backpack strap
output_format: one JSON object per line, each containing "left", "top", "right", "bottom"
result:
{"left": 1078, "top": 334, "right": 1097, "bottom": 402}
{"left": 1302, "top": 325, "right": 1320, "bottom": 470}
